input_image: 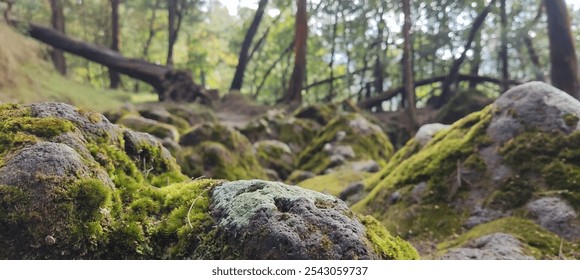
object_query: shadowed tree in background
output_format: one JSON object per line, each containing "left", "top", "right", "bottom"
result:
{"left": 49, "top": 0, "right": 66, "bottom": 75}
{"left": 402, "top": 0, "right": 418, "bottom": 131}
{"left": 431, "top": 0, "right": 497, "bottom": 108}
{"left": 109, "top": 0, "right": 121, "bottom": 89}
{"left": 499, "top": 0, "right": 509, "bottom": 93}
{"left": 544, "top": 0, "right": 579, "bottom": 98}
{"left": 166, "top": 0, "right": 188, "bottom": 67}
{"left": 230, "top": 0, "right": 268, "bottom": 92}
{"left": 281, "top": 0, "right": 307, "bottom": 105}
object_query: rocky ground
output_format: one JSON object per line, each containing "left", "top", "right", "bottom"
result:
{"left": 1, "top": 82, "right": 579, "bottom": 259}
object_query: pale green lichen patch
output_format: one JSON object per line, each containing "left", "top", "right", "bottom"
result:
{"left": 212, "top": 180, "right": 337, "bottom": 228}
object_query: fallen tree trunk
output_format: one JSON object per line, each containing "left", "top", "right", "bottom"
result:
{"left": 357, "top": 74, "right": 521, "bottom": 109}
{"left": 11, "top": 20, "right": 210, "bottom": 104}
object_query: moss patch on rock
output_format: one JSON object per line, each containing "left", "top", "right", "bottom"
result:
{"left": 297, "top": 113, "right": 394, "bottom": 175}
{"left": 178, "top": 122, "right": 267, "bottom": 180}
{"left": 437, "top": 217, "right": 580, "bottom": 259}
{"left": 297, "top": 169, "right": 370, "bottom": 197}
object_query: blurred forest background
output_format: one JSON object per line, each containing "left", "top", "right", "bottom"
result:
{"left": 1, "top": 0, "right": 578, "bottom": 115}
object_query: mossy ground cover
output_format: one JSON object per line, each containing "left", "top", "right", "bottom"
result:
{"left": 297, "top": 169, "right": 370, "bottom": 196}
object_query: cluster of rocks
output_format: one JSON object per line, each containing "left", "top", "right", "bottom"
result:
{"left": 0, "top": 102, "right": 418, "bottom": 259}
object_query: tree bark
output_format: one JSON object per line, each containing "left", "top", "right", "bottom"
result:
{"left": 230, "top": 0, "right": 268, "bottom": 92}
{"left": 109, "top": 0, "right": 121, "bottom": 89}
{"left": 499, "top": 0, "right": 509, "bottom": 92}
{"left": 14, "top": 21, "right": 209, "bottom": 104}
{"left": 358, "top": 74, "right": 521, "bottom": 109}
{"left": 280, "top": 0, "right": 307, "bottom": 105}
{"left": 49, "top": 0, "right": 67, "bottom": 75}
{"left": 402, "top": 0, "right": 418, "bottom": 130}
{"left": 167, "top": 0, "right": 185, "bottom": 67}
{"left": 431, "top": 0, "right": 497, "bottom": 108}
{"left": 544, "top": 0, "right": 580, "bottom": 98}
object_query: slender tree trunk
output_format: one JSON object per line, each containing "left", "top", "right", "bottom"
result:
{"left": 281, "top": 0, "right": 308, "bottom": 105}
{"left": 167, "top": 0, "right": 185, "bottom": 67}
{"left": 402, "top": 0, "right": 418, "bottom": 130}
{"left": 254, "top": 40, "right": 294, "bottom": 98}
{"left": 469, "top": 33, "right": 482, "bottom": 89}
{"left": 324, "top": 7, "right": 339, "bottom": 102}
{"left": 134, "top": 0, "right": 161, "bottom": 92}
{"left": 109, "top": 0, "right": 121, "bottom": 89}
{"left": 49, "top": 0, "right": 67, "bottom": 75}
{"left": 499, "top": 0, "right": 509, "bottom": 92}
{"left": 522, "top": 33, "right": 545, "bottom": 81}
{"left": 544, "top": 0, "right": 579, "bottom": 98}
{"left": 230, "top": 0, "right": 268, "bottom": 92}
{"left": 432, "top": 0, "right": 497, "bottom": 108}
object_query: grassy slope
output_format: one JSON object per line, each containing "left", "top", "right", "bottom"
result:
{"left": 0, "top": 24, "right": 156, "bottom": 112}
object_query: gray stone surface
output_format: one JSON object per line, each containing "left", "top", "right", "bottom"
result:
{"left": 527, "top": 197, "right": 580, "bottom": 240}
{"left": 415, "top": 123, "right": 451, "bottom": 146}
{"left": 488, "top": 82, "right": 580, "bottom": 144}
{"left": 351, "top": 160, "right": 380, "bottom": 173}
{"left": 29, "top": 102, "right": 121, "bottom": 143}
{"left": 441, "top": 233, "right": 534, "bottom": 260}
{"left": 211, "top": 180, "right": 381, "bottom": 259}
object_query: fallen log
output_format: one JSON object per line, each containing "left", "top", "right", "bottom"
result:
{"left": 11, "top": 20, "right": 211, "bottom": 104}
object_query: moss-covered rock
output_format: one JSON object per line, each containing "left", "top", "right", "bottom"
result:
{"left": 0, "top": 102, "right": 417, "bottom": 260}
{"left": 178, "top": 122, "right": 267, "bottom": 180}
{"left": 293, "top": 104, "right": 338, "bottom": 126}
{"left": 254, "top": 140, "right": 295, "bottom": 180}
{"left": 241, "top": 110, "right": 320, "bottom": 152}
{"left": 297, "top": 113, "right": 394, "bottom": 175}
{"left": 210, "top": 180, "right": 419, "bottom": 259}
{"left": 118, "top": 115, "right": 180, "bottom": 142}
{"left": 355, "top": 82, "right": 580, "bottom": 259}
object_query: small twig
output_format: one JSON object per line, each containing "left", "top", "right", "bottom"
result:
{"left": 187, "top": 188, "right": 210, "bottom": 229}
{"left": 456, "top": 159, "right": 462, "bottom": 187}
{"left": 559, "top": 238, "right": 565, "bottom": 259}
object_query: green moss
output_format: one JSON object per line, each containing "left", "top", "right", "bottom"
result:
{"left": 436, "top": 88, "right": 493, "bottom": 124}
{"left": 297, "top": 113, "right": 394, "bottom": 175}
{"left": 297, "top": 170, "right": 370, "bottom": 196}
{"left": 355, "top": 106, "right": 493, "bottom": 213}
{"left": 563, "top": 113, "right": 579, "bottom": 127}
{"left": 437, "top": 217, "right": 579, "bottom": 259}
{"left": 179, "top": 123, "right": 267, "bottom": 180}
{"left": 358, "top": 214, "right": 419, "bottom": 260}
{"left": 486, "top": 177, "right": 535, "bottom": 210}
{"left": 76, "top": 108, "right": 102, "bottom": 124}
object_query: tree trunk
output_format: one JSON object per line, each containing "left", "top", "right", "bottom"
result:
{"left": 280, "top": 0, "right": 307, "bottom": 105}
{"left": 469, "top": 33, "right": 482, "bottom": 89}
{"left": 166, "top": 0, "right": 185, "bottom": 67}
{"left": 230, "top": 0, "right": 268, "bottom": 92}
{"left": 545, "top": 0, "right": 580, "bottom": 98}
{"left": 109, "top": 0, "right": 121, "bottom": 89}
{"left": 254, "top": 40, "right": 294, "bottom": 98}
{"left": 49, "top": 0, "right": 67, "bottom": 75}
{"left": 499, "top": 0, "right": 509, "bottom": 93}
{"left": 431, "top": 0, "right": 497, "bottom": 108}
{"left": 14, "top": 21, "right": 210, "bottom": 104}
{"left": 522, "top": 33, "right": 545, "bottom": 81}
{"left": 402, "top": 0, "right": 418, "bottom": 130}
